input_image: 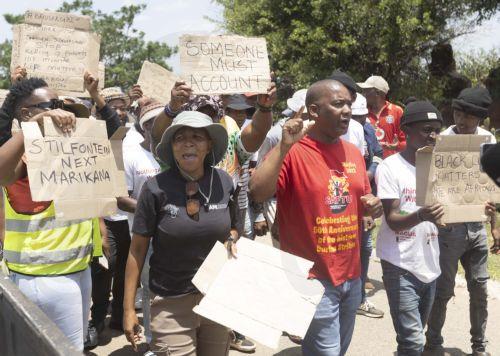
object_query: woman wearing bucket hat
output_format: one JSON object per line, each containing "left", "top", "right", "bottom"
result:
{"left": 123, "top": 110, "right": 238, "bottom": 356}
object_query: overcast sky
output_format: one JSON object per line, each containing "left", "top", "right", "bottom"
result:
{"left": 0, "top": 0, "right": 499, "bottom": 74}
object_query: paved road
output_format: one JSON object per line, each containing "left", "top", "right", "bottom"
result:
{"left": 88, "top": 236, "right": 500, "bottom": 356}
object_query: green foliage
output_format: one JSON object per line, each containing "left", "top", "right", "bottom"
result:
{"left": 457, "top": 48, "right": 500, "bottom": 86}
{"left": 215, "top": 0, "right": 499, "bottom": 102}
{"left": 0, "top": 1, "right": 176, "bottom": 90}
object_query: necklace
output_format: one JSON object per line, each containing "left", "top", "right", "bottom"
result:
{"left": 198, "top": 167, "right": 214, "bottom": 211}
{"left": 178, "top": 165, "right": 214, "bottom": 211}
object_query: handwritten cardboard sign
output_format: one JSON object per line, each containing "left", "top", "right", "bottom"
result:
{"left": 11, "top": 10, "right": 100, "bottom": 97}
{"left": 98, "top": 61, "right": 105, "bottom": 90}
{"left": 24, "top": 9, "right": 92, "bottom": 31}
{"left": 416, "top": 135, "right": 500, "bottom": 223}
{"left": 179, "top": 34, "right": 271, "bottom": 95}
{"left": 22, "top": 118, "right": 128, "bottom": 220}
{"left": 137, "top": 61, "right": 178, "bottom": 104}
{"left": 192, "top": 239, "right": 324, "bottom": 349}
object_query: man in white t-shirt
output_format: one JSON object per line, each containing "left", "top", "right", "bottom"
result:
{"left": 426, "top": 87, "right": 496, "bottom": 356}
{"left": 117, "top": 100, "right": 162, "bottom": 344}
{"left": 376, "top": 101, "right": 445, "bottom": 355}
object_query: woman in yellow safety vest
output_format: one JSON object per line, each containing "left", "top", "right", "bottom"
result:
{"left": 0, "top": 72, "right": 119, "bottom": 350}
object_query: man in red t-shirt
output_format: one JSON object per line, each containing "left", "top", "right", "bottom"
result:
{"left": 358, "top": 75, "right": 405, "bottom": 158}
{"left": 250, "top": 73, "right": 382, "bottom": 356}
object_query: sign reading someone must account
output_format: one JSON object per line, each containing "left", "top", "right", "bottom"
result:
{"left": 179, "top": 34, "right": 271, "bottom": 95}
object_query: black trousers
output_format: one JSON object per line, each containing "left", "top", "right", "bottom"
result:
{"left": 90, "top": 219, "right": 131, "bottom": 326}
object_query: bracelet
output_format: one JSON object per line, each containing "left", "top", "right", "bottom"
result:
{"left": 256, "top": 103, "right": 272, "bottom": 112}
{"left": 164, "top": 104, "right": 180, "bottom": 117}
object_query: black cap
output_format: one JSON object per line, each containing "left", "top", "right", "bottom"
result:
{"left": 328, "top": 70, "right": 361, "bottom": 95}
{"left": 401, "top": 101, "right": 443, "bottom": 126}
{"left": 451, "top": 87, "right": 492, "bottom": 119}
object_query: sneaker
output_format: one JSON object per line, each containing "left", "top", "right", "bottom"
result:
{"left": 357, "top": 300, "right": 384, "bottom": 318}
{"left": 83, "top": 326, "right": 99, "bottom": 350}
{"left": 230, "top": 331, "right": 256, "bottom": 353}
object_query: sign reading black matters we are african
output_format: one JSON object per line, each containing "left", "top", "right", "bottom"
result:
{"left": 179, "top": 34, "right": 271, "bottom": 95}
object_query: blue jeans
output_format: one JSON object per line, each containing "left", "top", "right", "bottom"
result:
{"left": 360, "top": 229, "right": 373, "bottom": 303}
{"left": 381, "top": 260, "right": 436, "bottom": 355}
{"left": 302, "top": 278, "right": 361, "bottom": 356}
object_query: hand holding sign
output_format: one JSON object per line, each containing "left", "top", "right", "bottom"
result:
{"left": 11, "top": 65, "right": 27, "bottom": 83}
{"left": 84, "top": 71, "right": 99, "bottom": 97}
{"left": 170, "top": 81, "right": 193, "bottom": 112}
{"left": 418, "top": 203, "right": 445, "bottom": 226}
{"left": 127, "top": 84, "right": 143, "bottom": 102}
{"left": 30, "top": 108, "right": 76, "bottom": 134}
{"left": 256, "top": 80, "right": 277, "bottom": 109}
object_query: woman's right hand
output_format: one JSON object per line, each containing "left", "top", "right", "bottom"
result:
{"left": 123, "top": 310, "right": 142, "bottom": 351}
{"left": 169, "top": 81, "right": 192, "bottom": 112}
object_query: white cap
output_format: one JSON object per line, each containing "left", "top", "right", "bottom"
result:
{"left": 357, "top": 75, "right": 390, "bottom": 94}
{"left": 286, "top": 89, "right": 308, "bottom": 113}
{"left": 351, "top": 93, "right": 368, "bottom": 116}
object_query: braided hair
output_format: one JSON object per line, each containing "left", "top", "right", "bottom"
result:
{"left": 2, "top": 77, "right": 48, "bottom": 119}
{"left": 0, "top": 77, "right": 48, "bottom": 146}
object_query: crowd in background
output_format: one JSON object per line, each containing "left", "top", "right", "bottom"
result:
{"left": 0, "top": 60, "right": 499, "bottom": 356}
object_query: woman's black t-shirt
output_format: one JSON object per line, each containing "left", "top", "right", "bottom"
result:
{"left": 132, "top": 167, "right": 235, "bottom": 297}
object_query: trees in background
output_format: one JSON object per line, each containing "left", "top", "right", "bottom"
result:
{"left": 0, "top": 0, "right": 175, "bottom": 89}
{"left": 215, "top": 0, "right": 499, "bottom": 102}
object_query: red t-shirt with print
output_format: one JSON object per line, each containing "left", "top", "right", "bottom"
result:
{"left": 277, "top": 136, "right": 370, "bottom": 286}
{"left": 368, "top": 101, "right": 405, "bottom": 158}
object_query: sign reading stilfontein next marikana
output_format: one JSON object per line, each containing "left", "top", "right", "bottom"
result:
{"left": 22, "top": 118, "right": 128, "bottom": 220}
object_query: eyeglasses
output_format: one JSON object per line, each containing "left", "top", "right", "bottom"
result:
{"left": 185, "top": 181, "right": 200, "bottom": 221}
{"left": 27, "top": 99, "right": 65, "bottom": 111}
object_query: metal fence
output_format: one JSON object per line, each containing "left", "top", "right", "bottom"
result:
{"left": 0, "top": 272, "right": 82, "bottom": 356}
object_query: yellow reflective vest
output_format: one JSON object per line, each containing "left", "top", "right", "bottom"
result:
{"left": 2, "top": 190, "right": 102, "bottom": 276}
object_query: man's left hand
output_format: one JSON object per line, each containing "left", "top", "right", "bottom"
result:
{"left": 361, "top": 194, "right": 383, "bottom": 218}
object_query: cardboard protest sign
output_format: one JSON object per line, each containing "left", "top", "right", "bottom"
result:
{"left": 192, "top": 239, "right": 324, "bottom": 349}
{"left": 416, "top": 135, "right": 500, "bottom": 223}
{"left": 98, "top": 61, "right": 105, "bottom": 90}
{"left": 11, "top": 10, "right": 100, "bottom": 97}
{"left": 0, "top": 89, "right": 8, "bottom": 106}
{"left": 179, "top": 34, "right": 271, "bottom": 95}
{"left": 21, "top": 118, "right": 128, "bottom": 220}
{"left": 137, "top": 61, "right": 178, "bottom": 104}
{"left": 23, "top": 9, "right": 92, "bottom": 31}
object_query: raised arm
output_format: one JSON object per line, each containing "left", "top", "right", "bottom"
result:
{"left": 240, "top": 82, "right": 276, "bottom": 152}
{"left": 151, "top": 81, "right": 192, "bottom": 149}
{"left": 250, "top": 108, "right": 310, "bottom": 202}
{"left": 84, "top": 71, "right": 120, "bottom": 138}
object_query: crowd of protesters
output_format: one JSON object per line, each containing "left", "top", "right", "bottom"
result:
{"left": 0, "top": 57, "right": 499, "bottom": 356}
